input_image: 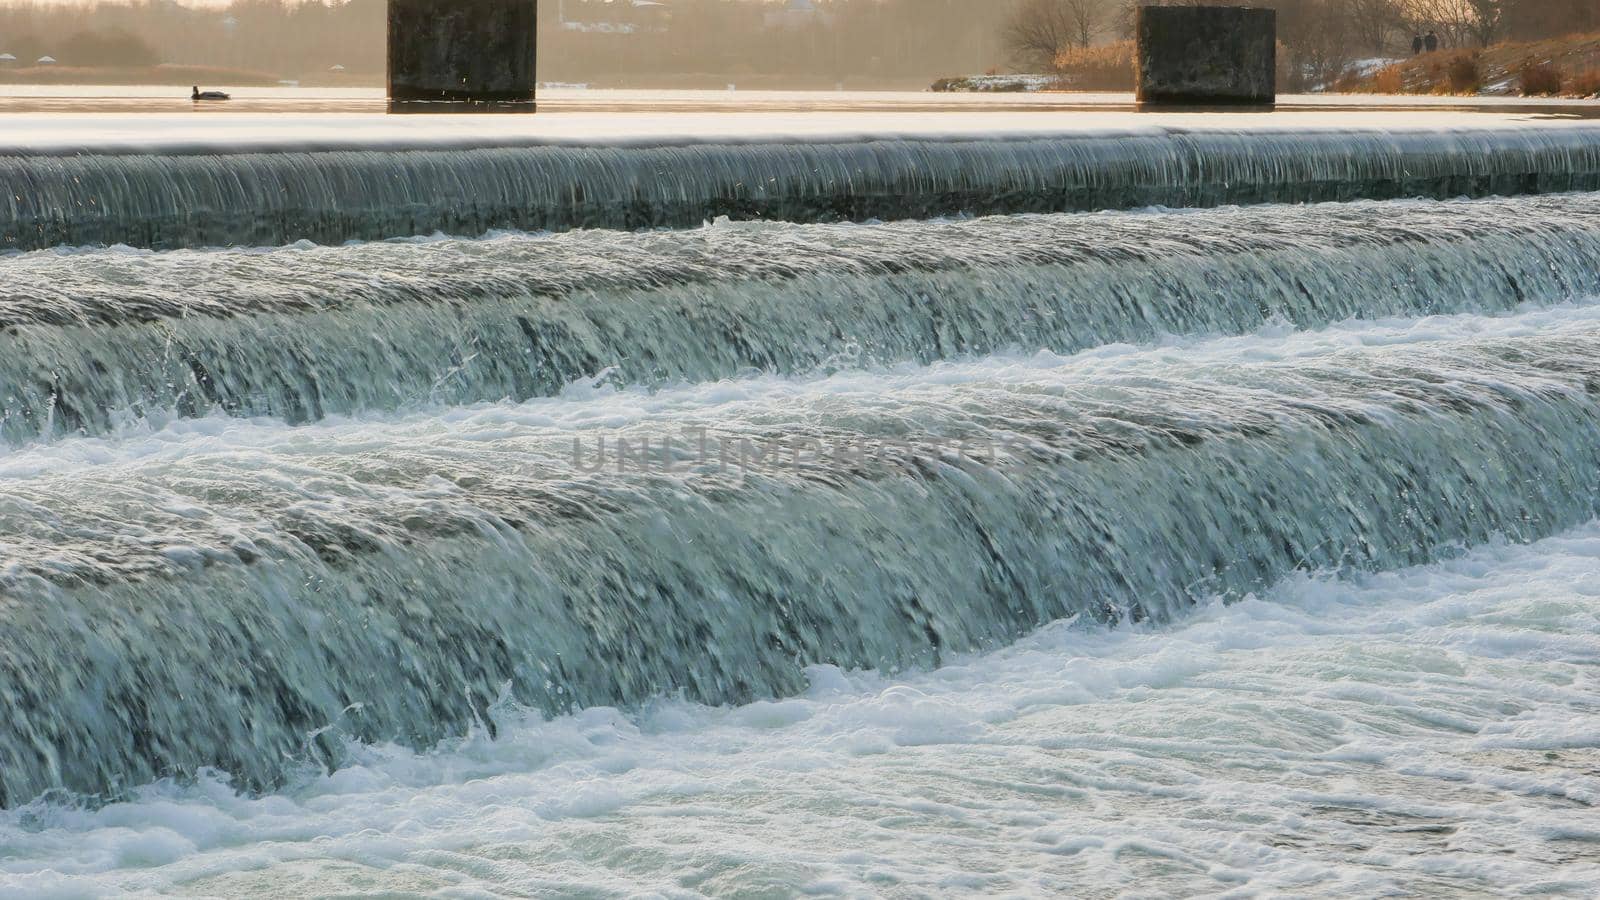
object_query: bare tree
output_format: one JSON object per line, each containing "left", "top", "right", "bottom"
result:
{"left": 1463, "top": 0, "right": 1505, "bottom": 46}
{"left": 1345, "top": 0, "right": 1403, "bottom": 56}
{"left": 1004, "top": 0, "right": 1103, "bottom": 71}
{"left": 1396, "top": 0, "right": 1482, "bottom": 48}
{"left": 1276, "top": 0, "right": 1358, "bottom": 89}
{"left": 1063, "top": 0, "right": 1104, "bottom": 50}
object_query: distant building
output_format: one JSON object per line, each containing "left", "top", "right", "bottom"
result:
{"left": 0, "top": 53, "right": 16, "bottom": 67}
{"left": 765, "top": 0, "right": 833, "bottom": 30}
{"left": 557, "top": 0, "right": 668, "bottom": 34}
{"left": 35, "top": 56, "right": 56, "bottom": 65}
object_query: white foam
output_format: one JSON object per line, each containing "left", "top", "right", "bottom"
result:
{"left": 2, "top": 520, "right": 1596, "bottom": 896}
{"left": 3, "top": 299, "right": 1597, "bottom": 479}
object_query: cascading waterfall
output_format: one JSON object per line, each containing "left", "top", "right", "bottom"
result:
{"left": 7, "top": 105, "right": 1600, "bottom": 837}
{"left": 6, "top": 193, "right": 1600, "bottom": 444}
{"left": 9, "top": 99, "right": 1600, "bottom": 894}
{"left": 4, "top": 308, "right": 1600, "bottom": 805}
{"left": 4, "top": 125, "right": 1600, "bottom": 251}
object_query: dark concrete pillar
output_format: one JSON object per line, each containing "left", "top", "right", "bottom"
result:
{"left": 1136, "top": 6, "right": 1275, "bottom": 107}
{"left": 388, "top": 0, "right": 537, "bottom": 112}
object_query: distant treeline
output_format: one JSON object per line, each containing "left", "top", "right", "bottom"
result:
{"left": 3, "top": 0, "right": 1587, "bottom": 90}
{"left": 1007, "top": 0, "right": 1599, "bottom": 92}
{"left": 1256, "top": 0, "right": 1599, "bottom": 89}
{"left": 0, "top": 0, "right": 384, "bottom": 80}
{"left": 0, "top": 0, "right": 1012, "bottom": 88}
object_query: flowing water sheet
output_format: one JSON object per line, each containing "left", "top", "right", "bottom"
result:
{"left": 6, "top": 194, "right": 1600, "bottom": 444}
{"left": 4, "top": 123, "right": 1600, "bottom": 250}
{"left": 2, "top": 517, "right": 1596, "bottom": 896}
{"left": 4, "top": 157, "right": 1600, "bottom": 895}
{"left": 4, "top": 305, "right": 1600, "bottom": 806}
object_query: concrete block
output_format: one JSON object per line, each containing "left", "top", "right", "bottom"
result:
{"left": 1136, "top": 6, "right": 1275, "bottom": 106}
{"left": 389, "top": 0, "right": 537, "bottom": 111}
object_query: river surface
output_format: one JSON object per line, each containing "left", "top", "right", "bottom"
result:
{"left": 1, "top": 110, "right": 1598, "bottom": 896}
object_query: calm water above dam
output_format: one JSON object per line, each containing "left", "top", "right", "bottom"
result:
{"left": 7, "top": 84, "right": 1600, "bottom": 113}
{"left": 0, "top": 107, "right": 1598, "bottom": 895}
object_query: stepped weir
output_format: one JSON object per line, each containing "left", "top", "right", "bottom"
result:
{"left": 4, "top": 107, "right": 1600, "bottom": 815}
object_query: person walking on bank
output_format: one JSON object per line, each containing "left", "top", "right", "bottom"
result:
{"left": 1412, "top": 34, "right": 1424, "bottom": 55}
{"left": 1424, "top": 30, "right": 1439, "bottom": 53}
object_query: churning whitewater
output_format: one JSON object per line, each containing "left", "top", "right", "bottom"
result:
{"left": 6, "top": 301, "right": 1600, "bottom": 807}
{"left": 7, "top": 193, "right": 1600, "bottom": 445}
{"left": 2, "top": 525, "right": 1596, "bottom": 896}
{"left": 2, "top": 145, "right": 1599, "bottom": 894}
